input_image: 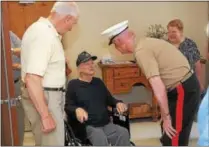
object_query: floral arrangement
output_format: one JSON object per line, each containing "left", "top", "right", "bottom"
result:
{"left": 146, "top": 24, "right": 167, "bottom": 40}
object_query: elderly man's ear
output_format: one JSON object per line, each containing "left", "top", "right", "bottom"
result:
{"left": 65, "top": 15, "right": 72, "bottom": 21}
{"left": 129, "top": 30, "right": 135, "bottom": 37}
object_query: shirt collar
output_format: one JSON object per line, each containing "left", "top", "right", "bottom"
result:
{"left": 38, "top": 17, "right": 62, "bottom": 40}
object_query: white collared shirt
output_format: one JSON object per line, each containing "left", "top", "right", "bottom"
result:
{"left": 21, "top": 17, "right": 66, "bottom": 88}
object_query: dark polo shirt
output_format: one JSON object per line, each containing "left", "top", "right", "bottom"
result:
{"left": 65, "top": 77, "right": 121, "bottom": 127}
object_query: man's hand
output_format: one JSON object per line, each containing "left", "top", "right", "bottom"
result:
{"left": 116, "top": 102, "right": 127, "bottom": 114}
{"left": 65, "top": 58, "right": 72, "bottom": 77}
{"left": 25, "top": 74, "right": 54, "bottom": 133}
{"left": 162, "top": 115, "right": 177, "bottom": 139}
{"left": 66, "top": 65, "right": 72, "bottom": 77}
{"left": 12, "top": 63, "right": 21, "bottom": 70}
{"left": 11, "top": 48, "right": 21, "bottom": 57}
{"left": 75, "top": 108, "right": 88, "bottom": 123}
{"left": 149, "top": 76, "right": 177, "bottom": 138}
{"left": 41, "top": 114, "right": 56, "bottom": 133}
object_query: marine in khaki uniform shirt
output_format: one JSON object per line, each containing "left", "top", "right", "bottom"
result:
{"left": 101, "top": 20, "right": 200, "bottom": 146}
{"left": 21, "top": 2, "right": 79, "bottom": 146}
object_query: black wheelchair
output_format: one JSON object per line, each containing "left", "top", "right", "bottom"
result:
{"left": 65, "top": 107, "right": 135, "bottom": 146}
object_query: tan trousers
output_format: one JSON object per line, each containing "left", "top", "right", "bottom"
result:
{"left": 21, "top": 84, "right": 65, "bottom": 146}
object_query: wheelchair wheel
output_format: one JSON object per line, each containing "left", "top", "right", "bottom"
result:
{"left": 130, "top": 141, "right": 135, "bottom": 146}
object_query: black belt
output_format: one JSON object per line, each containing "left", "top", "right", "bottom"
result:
{"left": 43, "top": 87, "right": 65, "bottom": 92}
{"left": 22, "top": 82, "right": 65, "bottom": 92}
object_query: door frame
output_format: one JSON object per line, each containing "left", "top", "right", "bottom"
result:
{"left": 1, "top": 2, "right": 20, "bottom": 146}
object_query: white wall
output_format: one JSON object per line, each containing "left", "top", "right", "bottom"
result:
{"left": 63, "top": 2, "right": 208, "bottom": 79}
{"left": 63, "top": 2, "right": 208, "bottom": 101}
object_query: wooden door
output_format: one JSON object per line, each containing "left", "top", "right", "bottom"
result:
{"left": 7, "top": 2, "right": 26, "bottom": 39}
{"left": 1, "top": 2, "right": 19, "bottom": 145}
{"left": 24, "top": 2, "right": 54, "bottom": 30}
{"left": 1, "top": 1, "right": 55, "bottom": 145}
{"left": 6, "top": 1, "right": 54, "bottom": 38}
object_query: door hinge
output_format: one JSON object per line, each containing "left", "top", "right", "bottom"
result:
{"left": 1, "top": 96, "right": 22, "bottom": 106}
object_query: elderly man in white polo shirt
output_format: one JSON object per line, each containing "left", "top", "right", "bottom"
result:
{"left": 21, "top": 1, "right": 79, "bottom": 146}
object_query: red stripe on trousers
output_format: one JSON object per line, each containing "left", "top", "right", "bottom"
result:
{"left": 172, "top": 84, "right": 184, "bottom": 146}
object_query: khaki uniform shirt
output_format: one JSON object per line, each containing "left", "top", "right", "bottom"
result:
{"left": 21, "top": 17, "right": 66, "bottom": 88}
{"left": 134, "top": 37, "right": 191, "bottom": 89}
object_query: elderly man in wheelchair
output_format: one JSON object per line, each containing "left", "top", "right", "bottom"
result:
{"left": 64, "top": 51, "right": 131, "bottom": 146}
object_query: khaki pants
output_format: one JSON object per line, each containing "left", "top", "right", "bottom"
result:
{"left": 21, "top": 84, "right": 65, "bottom": 146}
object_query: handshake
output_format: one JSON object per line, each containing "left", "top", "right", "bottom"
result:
{"left": 75, "top": 102, "right": 128, "bottom": 123}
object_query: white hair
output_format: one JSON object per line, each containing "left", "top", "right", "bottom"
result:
{"left": 51, "top": 1, "right": 79, "bottom": 18}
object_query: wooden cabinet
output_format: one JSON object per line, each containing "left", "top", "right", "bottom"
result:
{"left": 98, "top": 62, "right": 160, "bottom": 121}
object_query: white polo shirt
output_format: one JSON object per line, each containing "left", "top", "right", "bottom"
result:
{"left": 21, "top": 17, "right": 66, "bottom": 88}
